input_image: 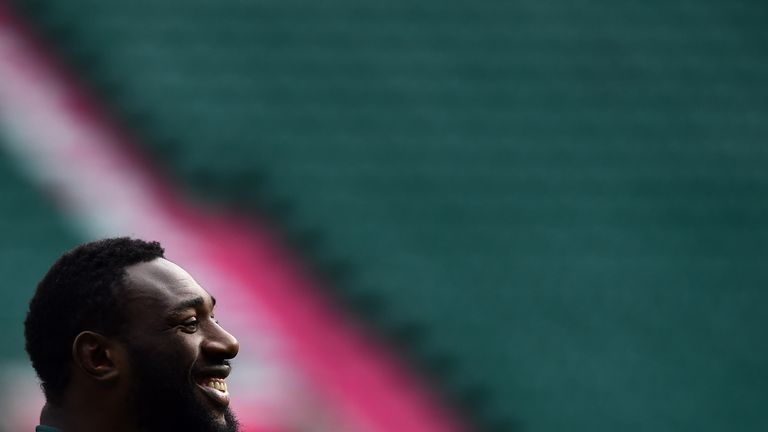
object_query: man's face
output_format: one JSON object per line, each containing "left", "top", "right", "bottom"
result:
{"left": 120, "top": 258, "right": 240, "bottom": 432}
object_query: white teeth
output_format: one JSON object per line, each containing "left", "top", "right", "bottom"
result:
{"left": 202, "top": 379, "right": 227, "bottom": 392}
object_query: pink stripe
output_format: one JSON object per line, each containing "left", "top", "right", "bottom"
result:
{"left": 196, "top": 216, "right": 462, "bottom": 432}
{"left": 0, "top": 3, "right": 466, "bottom": 432}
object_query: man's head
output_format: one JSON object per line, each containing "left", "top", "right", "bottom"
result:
{"left": 24, "top": 237, "right": 240, "bottom": 432}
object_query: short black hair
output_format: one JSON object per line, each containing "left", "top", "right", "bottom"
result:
{"left": 24, "top": 237, "right": 165, "bottom": 403}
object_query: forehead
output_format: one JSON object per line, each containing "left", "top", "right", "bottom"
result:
{"left": 122, "top": 258, "right": 211, "bottom": 312}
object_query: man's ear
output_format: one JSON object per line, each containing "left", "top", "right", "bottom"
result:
{"left": 72, "top": 331, "right": 122, "bottom": 381}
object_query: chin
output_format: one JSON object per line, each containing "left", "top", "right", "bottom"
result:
{"left": 190, "top": 391, "right": 239, "bottom": 431}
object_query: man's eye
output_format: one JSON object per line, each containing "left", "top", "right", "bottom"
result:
{"left": 181, "top": 318, "right": 199, "bottom": 330}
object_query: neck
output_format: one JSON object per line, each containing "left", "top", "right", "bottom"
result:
{"left": 40, "top": 394, "right": 138, "bottom": 432}
{"left": 40, "top": 403, "right": 71, "bottom": 430}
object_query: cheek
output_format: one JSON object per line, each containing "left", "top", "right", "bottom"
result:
{"left": 128, "top": 333, "right": 202, "bottom": 371}
{"left": 160, "top": 333, "right": 201, "bottom": 359}
{"left": 169, "top": 334, "right": 205, "bottom": 370}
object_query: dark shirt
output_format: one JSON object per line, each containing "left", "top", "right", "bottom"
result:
{"left": 36, "top": 426, "right": 62, "bottom": 432}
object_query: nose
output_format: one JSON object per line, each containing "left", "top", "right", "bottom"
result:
{"left": 202, "top": 321, "right": 240, "bottom": 360}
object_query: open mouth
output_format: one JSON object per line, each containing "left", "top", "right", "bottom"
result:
{"left": 195, "top": 377, "right": 230, "bottom": 408}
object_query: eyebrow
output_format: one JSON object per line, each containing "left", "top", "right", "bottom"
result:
{"left": 168, "top": 295, "right": 216, "bottom": 317}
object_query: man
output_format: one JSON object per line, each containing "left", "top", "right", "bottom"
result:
{"left": 24, "top": 237, "right": 240, "bottom": 432}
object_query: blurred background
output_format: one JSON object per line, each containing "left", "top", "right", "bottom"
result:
{"left": 1, "top": 0, "right": 767, "bottom": 431}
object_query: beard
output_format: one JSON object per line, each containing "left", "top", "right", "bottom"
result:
{"left": 126, "top": 345, "right": 239, "bottom": 432}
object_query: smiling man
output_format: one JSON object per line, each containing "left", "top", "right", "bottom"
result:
{"left": 24, "top": 238, "right": 240, "bottom": 432}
